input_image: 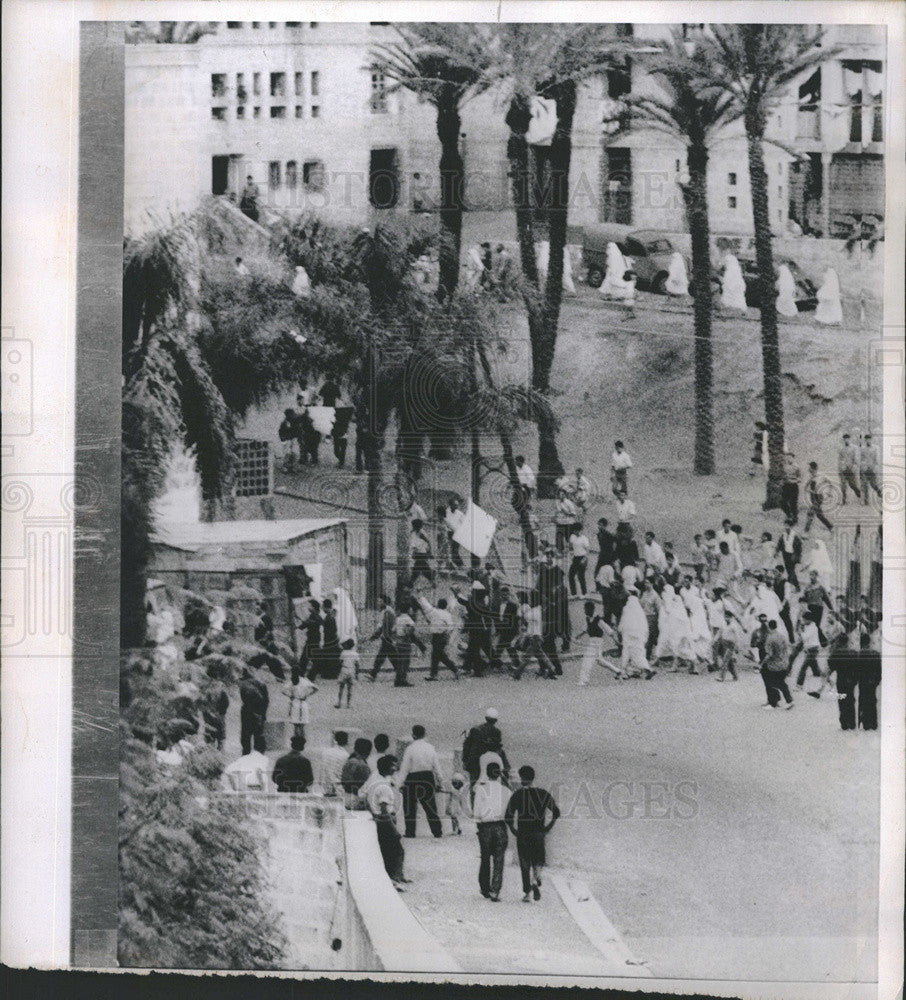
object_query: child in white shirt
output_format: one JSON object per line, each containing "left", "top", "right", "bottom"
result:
{"left": 336, "top": 639, "right": 358, "bottom": 709}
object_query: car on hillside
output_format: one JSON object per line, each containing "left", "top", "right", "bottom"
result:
{"left": 712, "top": 256, "right": 818, "bottom": 312}
{"left": 582, "top": 226, "right": 689, "bottom": 293}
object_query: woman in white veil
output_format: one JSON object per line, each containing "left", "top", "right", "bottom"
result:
{"left": 801, "top": 538, "right": 835, "bottom": 590}
{"left": 654, "top": 584, "right": 694, "bottom": 670}
{"left": 619, "top": 588, "right": 656, "bottom": 679}
{"left": 776, "top": 264, "right": 798, "bottom": 318}
{"left": 664, "top": 251, "right": 689, "bottom": 296}
{"left": 681, "top": 583, "right": 713, "bottom": 668}
{"left": 333, "top": 586, "right": 358, "bottom": 645}
{"left": 600, "top": 242, "right": 633, "bottom": 299}
{"left": 720, "top": 251, "right": 748, "bottom": 311}
{"left": 815, "top": 268, "right": 843, "bottom": 325}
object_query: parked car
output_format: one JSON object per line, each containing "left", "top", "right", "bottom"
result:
{"left": 582, "top": 226, "right": 689, "bottom": 293}
{"left": 712, "top": 256, "right": 818, "bottom": 311}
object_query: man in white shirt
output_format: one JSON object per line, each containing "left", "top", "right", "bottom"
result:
{"left": 317, "top": 730, "right": 350, "bottom": 797}
{"left": 569, "top": 467, "right": 592, "bottom": 513}
{"left": 416, "top": 594, "right": 459, "bottom": 680}
{"left": 792, "top": 612, "right": 823, "bottom": 689}
{"left": 621, "top": 562, "right": 642, "bottom": 591}
{"left": 717, "top": 519, "right": 740, "bottom": 560}
{"left": 859, "top": 433, "right": 881, "bottom": 503}
{"left": 471, "top": 760, "right": 511, "bottom": 901}
{"left": 837, "top": 433, "right": 861, "bottom": 504}
{"left": 398, "top": 724, "right": 445, "bottom": 838}
{"left": 643, "top": 531, "right": 667, "bottom": 576}
{"left": 367, "top": 755, "right": 409, "bottom": 888}
{"left": 611, "top": 440, "right": 633, "bottom": 498}
{"left": 515, "top": 454, "right": 536, "bottom": 501}
{"left": 616, "top": 496, "right": 636, "bottom": 529}
{"left": 444, "top": 499, "right": 466, "bottom": 568}
{"left": 568, "top": 525, "right": 591, "bottom": 596}
{"left": 221, "top": 734, "right": 269, "bottom": 792}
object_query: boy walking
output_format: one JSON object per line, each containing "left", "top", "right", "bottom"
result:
{"left": 505, "top": 765, "right": 561, "bottom": 902}
{"left": 335, "top": 639, "right": 358, "bottom": 708}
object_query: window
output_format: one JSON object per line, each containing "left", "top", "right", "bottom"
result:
{"left": 843, "top": 60, "right": 883, "bottom": 144}
{"left": 253, "top": 106, "right": 261, "bottom": 118}
{"left": 369, "top": 148, "right": 399, "bottom": 207}
{"left": 237, "top": 106, "right": 245, "bottom": 119}
{"left": 233, "top": 440, "right": 273, "bottom": 498}
{"left": 286, "top": 22, "right": 301, "bottom": 27}
{"left": 295, "top": 106, "right": 304, "bottom": 118}
{"left": 270, "top": 106, "right": 286, "bottom": 119}
{"left": 311, "top": 105, "right": 320, "bottom": 118}
{"left": 310, "top": 70, "right": 320, "bottom": 97}
{"left": 253, "top": 72, "right": 261, "bottom": 96}
{"left": 269, "top": 161, "right": 281, "bottom": 189}
{"left": 286, "top": 161, "right": 297, "bottom": 187}
{"left": 303, "top": 160, "right": 325, "bottom": 190}
{"left": 236, "top": 73, "right": 247, "bottom": 102}
{"left": 797, "top": 68, "right": 821, "bottom": 139}
{"left": 270, "top": 72, "right": 286, "bottom": 98}
{"left": 252, "top": 22, "right": 260, "bottom": 28}
{"left": 226, "top": 22, "right": 243, "bottom": 30}
{"left": 370, "top": 69, "right": 388, "bottom": 113}
{"left": 211, "top": 107, "right": 227, "bottom": 120}
{"left": 268, "top": 22, "right": 277, "bottom": 28}
{"left": 310, "top": 22, "right": 319, "bottom": 28}
{"left": 211, "top": 73, "right": 227, "bottom": 98}
{"left": 295, "top": 71, "right": 303, "bottom": 96}
{"left": 607, "top": 60, "right": 631, "bottom": 99}
{"left": 728, "top": 196, "right": 737, "bottom": 209}
{"left": 728, "top": 172, "right": 737, "bottom": 186}
{"left": 675, "top": 159, "right": 681, "bottom": 171}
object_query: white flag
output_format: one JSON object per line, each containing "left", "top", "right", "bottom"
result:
{"left": 451, "top": 501, "right": 497, "bottom": 559}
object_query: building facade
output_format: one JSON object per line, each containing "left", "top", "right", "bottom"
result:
{"left": 125, "top": 21, "right": 885, "bottom": 238}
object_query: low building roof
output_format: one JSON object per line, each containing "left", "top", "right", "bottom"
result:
{"left": 153, "top": 518, "right": 346, "bottom": 552}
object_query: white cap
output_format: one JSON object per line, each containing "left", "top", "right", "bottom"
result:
{"left": 485, "top": 708, "right": 499, "bottom": 720}
{"left": 471, "top": 580, "right": 486, "bottom": 591}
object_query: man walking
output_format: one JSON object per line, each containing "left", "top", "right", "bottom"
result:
{"left": 859, "top": 433, "right": 881, "bottom": 504}
{"left": 803, "top": 461, "right": 834, "bottom": 533}
{"left": 837, "top": 433, "right": 862, "bottom": 503}
{"left": 368, "top": 595, "right": 397, "bottom": 681}
{"left": 238, "top": 667, "right": 269, "bottom": 756}
{"left": 416, "top": 594, "right": 458, "bottom": 680}
{"left": 505, "top": 765, "right": 560, "bottom": 902}
{"left": 760, "top": 619, "right": 794, "bottom": 710}
{"left": 594, "top": 518, "right": 616, "bottom": 576}
{"left": 472, "top": 760, "right": 510, "bottom": 901}
{"left": 398, "top": 724, "right": 444, "bottom": 838}
{"left": 567, "top": 523, "right": 591, "bottom": 596}
{"left": 391, "top": 609, "right": 424, "bottom": 687}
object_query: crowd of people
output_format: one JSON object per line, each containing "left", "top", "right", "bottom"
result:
{"left": 220, "top": 708, "right": 560, "bottom": 904}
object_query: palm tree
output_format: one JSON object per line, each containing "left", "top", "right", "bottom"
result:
{"left": 623, "top": 28, "right": 741, "bottom": 475}
{"left": 125, "top": 21, "right": 217, "bottom": 44}
{"left": 704, "top": 24, "right": 832, "bottom": 507}
{"left": 491, "top": 23, "right": 631, "bottom": 495}
{"left": 370, "top": 24, "right": 492, "bottom": 300}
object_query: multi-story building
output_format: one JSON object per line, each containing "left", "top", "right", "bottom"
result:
{"left": 124, "top": 21, "right": 885, "bottom": 238}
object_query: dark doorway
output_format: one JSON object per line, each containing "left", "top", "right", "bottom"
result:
{"left": 369, "top": 147, "right": 400, "bottom": 209}
{"left": 211, "top": 155, "right": 229, "bottom": 195}
{"left": 601, "top": 146, "right": 632, "bottom": 224}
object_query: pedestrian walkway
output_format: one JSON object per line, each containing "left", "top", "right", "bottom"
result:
{"left": 399, "top": 824, "right": 647, "bottom": 976}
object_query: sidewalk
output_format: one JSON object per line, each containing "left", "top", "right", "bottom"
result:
{"left": 398, "top": 823, "right": 639, "bottom": 976}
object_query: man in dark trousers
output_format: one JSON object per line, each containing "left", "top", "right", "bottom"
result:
{"left": 775, "top": 519, "right": 802, "bottom": 588}
{"left": 472, "top": 760, "right": 510, "bottom": 901}
{"left": 398, "top": 725, "right": 444, "bottom": 838}
{"left": 505, "top": 765, "right": 560, "bottom": 902}
{"left": 803, "top": 461, "right": 834, "bottom": 532}
{"left": 366, "top": 755, "right": 410, "bottom": 889}
{"left": 453, "top": 584, "right": 493, "bottom": 677}
{"left": 829, "top": 632, "right": 859, "bottom": 731}
{"left": 802, "top": 569, "right": 834, "bottom": 641}
{"left": 332, "top": 405, "right": 354, "bottom": 467}
{"left": 760, "top": 620, "right": 794, "bottom": 709}
{"left": 368, "top": 595, "right": 397, "bottom": 681}
{"left": 272, "top": 734, "right": 314, "bottom": 793}
{"left": 857, "top": 632, "right": 881, "bottom": 731}
{"left": 239, "top": 667, "right": 269, "bottom": 755}
{"left": 491, "top": 585, "right": 521, "bottom": 673}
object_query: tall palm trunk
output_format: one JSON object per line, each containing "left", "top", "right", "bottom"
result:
{"left": 745, "top": 109, "right": 786, "bottom": 509}
{"left": 436, "top": 92, "right": 464, "bottom": 301}
{"left": 475, "top": 340, "right": 538, "bottom": 555}
{"left": 359, "top": 348, "right": 385, "bottom": 608}
{"left": 683, "top": 140, "right": 716, "bottom": 475}
{"left": 506, "top": 94, "right": 564, "bottom": 499}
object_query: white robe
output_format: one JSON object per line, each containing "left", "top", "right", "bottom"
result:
{"left": 619, "top": 595, "right": 649, "bottom": 671}
{"left": 333, "top": 587, "right": 358, "bottom": 645}
{"left": 776, "top": 264, "right": 798, "bottom": 317}
{"left": 681, "top": 587, "right": 712, "bottom": 660}
{"left": 720, "top": 254, "right": 748, "bottom": 311}
{"left": 815, "top": 268, "right": 843, "bottom": 325}
{"left": 536, "top": 240, "right": 577, "bottom": 294}
{"left": 600, "top": 242, "right": 634, "bottom": 300}
{"left": 745, "top": 584, "right": 782, "bottom": 631}
{"left": 664, "top": 251, "right": 689, "bottom": 296}
{"left": 655, "top": 586, "right": 694, "bottom": 660}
